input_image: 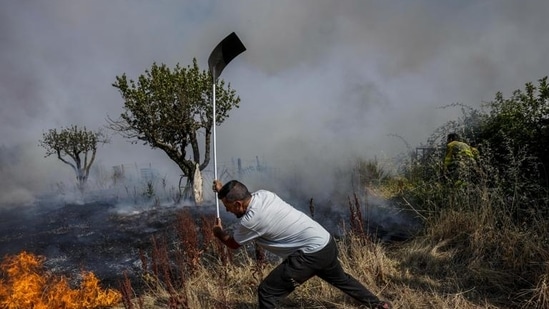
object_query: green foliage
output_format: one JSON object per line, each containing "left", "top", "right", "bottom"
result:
{"left": 390, "top": 77, "right": 549, "bottom": 306}
{"left": 384, "top": 89, "right": 548, "bottom": 304}
{"left": 478, "top": 76, "right": 549, "bottom": 186}
{"left": 406, "top": 77, "right": 549, "bottom": 219}
{"left": 110, "top": 58, "right": 240, "bottom": 189}
{"left": 39, "top": 125, "right": 107, "bottom": 192}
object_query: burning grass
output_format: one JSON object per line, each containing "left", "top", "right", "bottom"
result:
{"left": 0, "top": 251, "right": 121, "bottom": 309}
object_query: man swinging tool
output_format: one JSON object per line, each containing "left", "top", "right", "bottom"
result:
{"left": 211, "top": 179, "right": 392, "bottom": 309}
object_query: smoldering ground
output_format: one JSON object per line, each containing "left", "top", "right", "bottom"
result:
{"left": 0, "top": 155, "right": 420, "bottom": 291}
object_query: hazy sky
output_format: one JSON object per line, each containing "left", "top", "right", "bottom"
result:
{"left": 2, "top": 0, "right": 549, "bottom": 204}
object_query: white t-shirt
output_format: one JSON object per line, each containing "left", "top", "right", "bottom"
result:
{"left": 233, "top": 190, "right": 331, "bottom": 258}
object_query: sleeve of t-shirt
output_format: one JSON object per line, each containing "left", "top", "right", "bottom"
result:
{"left": 233, "top": 224, "right": 261, "bottom": 245}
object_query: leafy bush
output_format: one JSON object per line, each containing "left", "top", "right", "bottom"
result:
{"left": 405, "top": 76, "right": 549, "bottom": 220}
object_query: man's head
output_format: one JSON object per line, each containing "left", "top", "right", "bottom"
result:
{"left": 447, "top": 133, "right": 460, "bottom": 143}
{"left": 218, "top": 180, "right": 251, "bottom": 218}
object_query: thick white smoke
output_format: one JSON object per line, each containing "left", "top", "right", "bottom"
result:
{"left": 2, "top": 0, "right": 549, "bottom": 205}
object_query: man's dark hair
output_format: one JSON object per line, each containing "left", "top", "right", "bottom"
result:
{"left": 218, "top": 180, "right": 251, "bottom": 202}
{"left": 447, "top": 133, "right": 460, "bottom": 142}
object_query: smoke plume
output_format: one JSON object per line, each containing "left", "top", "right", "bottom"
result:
{"left": 2, "top": 0, "right": 549, "bottom": 204}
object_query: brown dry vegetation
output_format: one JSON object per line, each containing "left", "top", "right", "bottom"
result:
{"left": 2, "top": 154, "right": 546, "bottom": 309}
{"left": 109, "top": 168, "right": 549, "bottom": 309}
{"left": 1, "top": 168, "right": 546, "bottom": 308}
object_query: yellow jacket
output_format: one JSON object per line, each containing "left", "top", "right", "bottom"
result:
{"left": 444, "top": 141, "right": 478, "bottom": 169}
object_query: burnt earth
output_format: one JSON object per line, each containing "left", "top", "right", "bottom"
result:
{"left": 0, "top": 192, "right": 421, "bottom": 292}
{"left": 0, "top": 196, "right": 218, "bottom": 290}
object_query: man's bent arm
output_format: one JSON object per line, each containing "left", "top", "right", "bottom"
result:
{"left": 213, "top": 227, "right": 241, "bottom": 249}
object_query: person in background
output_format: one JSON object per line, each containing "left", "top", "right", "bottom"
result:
{"left": 443, "top": 133, "right": 479, "bottom": 185}
{"left": 212, "top": 179, "right": 392, "bottom": 309}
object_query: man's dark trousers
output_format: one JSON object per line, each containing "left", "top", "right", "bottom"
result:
{"left": 258, "top": 237, "right": 381, "bottom": 308}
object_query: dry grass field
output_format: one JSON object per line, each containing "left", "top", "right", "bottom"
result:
{"left": 1, "top": 165, "right": 547, "bottom": 309}
{"left": 112, "top": 176, "right": 549, "bottom": 309}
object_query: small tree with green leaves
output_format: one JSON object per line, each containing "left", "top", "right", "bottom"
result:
{"left": 109, "top": 58, "right": 240, "bottom": 199}
{"left": 39, "top": 125, "right": 108, "bottom": 193}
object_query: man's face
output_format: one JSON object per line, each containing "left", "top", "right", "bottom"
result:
{"left": 221, "top": 198, "right": 246, "bottom": 218}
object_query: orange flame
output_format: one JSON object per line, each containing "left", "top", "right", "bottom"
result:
{"left": 0, "top": 251, "right": 121, "bottom": 309}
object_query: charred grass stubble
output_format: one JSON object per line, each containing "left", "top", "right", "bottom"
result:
{"left": 119, "top": 208, "right": 239, "bottom": 309}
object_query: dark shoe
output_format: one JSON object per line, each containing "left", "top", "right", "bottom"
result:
{"left": 375, "top": 301, "right": 393, "bottom": 309}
